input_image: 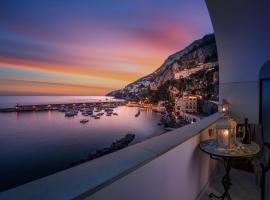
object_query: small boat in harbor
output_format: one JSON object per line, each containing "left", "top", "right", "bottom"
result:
{"left": 52, "top": 107, "right": 58, "bottom": 111}
{"left": 104, "top": 108, "right": 113, "bottom": 112}
{"left": 113, "top": 113, "right": 118, "bottom": 115}
{"left": 80, "top": 119, "right": 89, "bottom": 124}
{"left": 135, "top": 109, "right": 140, "bottom": 117}
{"left": 65, "top": 110, "right": 76, "bottom": 117}
{"left": 94, "top": 116, "right": 100, "bottom": 119}
{"left": 82, "top": 112, "right": 89, "bottom": 116}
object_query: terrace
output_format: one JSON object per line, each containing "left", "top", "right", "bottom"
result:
{"left": 0, "top": 0, "right": 270, "bottom": 200}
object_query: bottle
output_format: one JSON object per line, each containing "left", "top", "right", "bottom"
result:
{"left": 242, "top": 118, "right": 251, "bottom": 144}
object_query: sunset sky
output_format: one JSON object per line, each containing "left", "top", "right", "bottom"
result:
{"left": 0, "top": 0, "right": 213, "bottom": 95}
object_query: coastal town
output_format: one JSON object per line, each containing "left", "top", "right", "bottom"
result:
{"left": 0, "top": 92, "right": 218, "bottom": 129}
{"left": 127, "top": 91, "right": 218, "bottom": 128}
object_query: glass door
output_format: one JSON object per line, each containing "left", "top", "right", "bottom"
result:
{"left": 261, "top": 80, "right": 270, "bottom": 144}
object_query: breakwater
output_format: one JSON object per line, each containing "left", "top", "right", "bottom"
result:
{"left": 0, "top": 101, "right": 126, "bottom": 112}
{"left": 69, "top": 134, "right": 135, "bottom": 167}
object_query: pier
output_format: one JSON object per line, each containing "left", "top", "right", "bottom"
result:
{"left": 0, "top": 101, "right": 126, "bottom": 113}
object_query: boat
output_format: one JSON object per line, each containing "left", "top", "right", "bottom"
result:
{"left": 59, "top": 107, "right": 66, "bottom": 112}
{"left": 97, "top": 112, "right": 104, "bottom": 116}
{"left": 105, "top": 108, "right": 113, "bottom": 112}
{"left": 94, "top": 116, "right": 100, "bottom": 119}
{"left": 113, "top": 113, "right": 118, "bottom": 115}
{"left": 135, "top": 110, "right": 140, "bottom": 117}
{"left": 80, "top": 119, "right": 89, "bottom": 124}
{"left": 65, "top": 111, "right": 76, "bottom": 117}
{"left": 52, "top": 107, "right": 58, "bottom": 111}
{"left": 82, "top": 112, "right": 89, "bottom": 116}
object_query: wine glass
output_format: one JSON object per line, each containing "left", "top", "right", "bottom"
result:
{"left": 236, "top": 126, "right": 245, "bottom": 146}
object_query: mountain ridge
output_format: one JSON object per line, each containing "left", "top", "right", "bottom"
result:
{"left": 107, "top": 33, "right": 218, "bottom": 102}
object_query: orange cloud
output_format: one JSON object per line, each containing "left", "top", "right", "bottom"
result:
{"left": 0, "top": 56, "right": 142, "bottom": 83}
{"left": 0, "top": 78, "right": 111, "bottom": 95}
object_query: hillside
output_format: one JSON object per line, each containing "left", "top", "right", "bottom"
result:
{"left": 107, "top": 34, "right": 219, "bottom": 102}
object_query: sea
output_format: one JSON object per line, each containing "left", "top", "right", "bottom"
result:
{"left": 0, "top": 96, "right": 164, "bottom": 191}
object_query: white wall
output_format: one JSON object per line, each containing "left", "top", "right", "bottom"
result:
{"left": 84, "top": 123, "right": 217, "bottom": 200}
{"left": 206, "top": 0, "right": 270, "bottom": 123}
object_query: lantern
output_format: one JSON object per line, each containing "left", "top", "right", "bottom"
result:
{"left": 220, "top": 99, "right": 230, "bottom": 114}
{"left": 216, "top": 116, "right": 236, "bottom": 149}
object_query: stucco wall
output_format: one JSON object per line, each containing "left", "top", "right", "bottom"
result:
{"left": 84, "top": 123, "right": 217, "bottom": 200}
{"left": 206, "top": 0, "right": 270, "bottom": 123}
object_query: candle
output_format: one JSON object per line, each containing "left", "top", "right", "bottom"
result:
{"left": 222, "top": 129, "right": 229, "bottom": 147}
{"left": 216, "top": 116, "right": 232, "bottom": 149}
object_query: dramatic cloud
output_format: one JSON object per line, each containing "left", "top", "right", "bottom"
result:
{"left": 0, "top": 0, "right": 212, "bottom": 95}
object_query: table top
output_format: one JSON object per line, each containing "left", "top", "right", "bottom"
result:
{"left": 199, "top": 139, "right": 260, "bottom": 158}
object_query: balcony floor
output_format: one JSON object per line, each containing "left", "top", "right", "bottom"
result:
{"left": 199, "top": 168, "right": 269, "bottom": 200}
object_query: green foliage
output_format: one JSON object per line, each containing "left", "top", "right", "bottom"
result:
{"left": 164, "top": 98, "right": 175, "bottom": 114}
{"left": 145, "top": 65, "right": 219, "bottom": 105}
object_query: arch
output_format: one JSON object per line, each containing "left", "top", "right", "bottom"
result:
{"left": 260, "top": 60, "right": 270, "bottom": 144}
{"left": 206, "top": 0, "right": 270, "bottom": 123}
{"left": 260, "top": 60, "right": 270, "bottom": 79}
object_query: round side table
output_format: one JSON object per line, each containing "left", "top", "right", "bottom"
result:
{"left": 199, "top": 139, "right": 260, "bottom": 200}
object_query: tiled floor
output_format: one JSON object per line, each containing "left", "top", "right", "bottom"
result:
{"left": 199, "top": 168, "right": 269, "bottom": 200}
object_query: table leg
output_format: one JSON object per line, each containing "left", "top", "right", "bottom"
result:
{"left": 209, "top": 158, "right": 232, "bottom": 200}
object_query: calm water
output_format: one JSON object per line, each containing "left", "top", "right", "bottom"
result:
{"left": 0, "top": 96, "right": 164, "bottom": 191}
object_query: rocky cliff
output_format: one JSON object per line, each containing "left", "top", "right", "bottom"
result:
{"left": 107, "top": 34, "right": 219, "bottom": 101}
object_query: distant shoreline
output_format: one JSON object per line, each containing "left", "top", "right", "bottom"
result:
{"left": 0, "top": 99, "right": 125, "bottom": 112}
{"left": 0, "top": 95, "right": 125, "bottom": 110}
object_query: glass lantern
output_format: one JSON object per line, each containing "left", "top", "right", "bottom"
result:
{"left": 220, "top": 99, "right": 230, "bottom": 114}
{"left": 216, "top": 116, "right": 236, "bottom": 149}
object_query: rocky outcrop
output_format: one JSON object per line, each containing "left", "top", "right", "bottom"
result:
{"left": 69, "top": 134, "right": 135, "bottom": 167}
{"left": 107, "top": 34, "right": 219, "bottom": 101}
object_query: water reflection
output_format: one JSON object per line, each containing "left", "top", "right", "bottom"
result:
{"left": 0, "top": 106, "right": 163, "bottom": 191}
{"left": 48, "top": 110, "right": 52, "bottom": 121}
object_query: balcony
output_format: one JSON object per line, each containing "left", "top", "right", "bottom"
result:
{"left": 199, "top": 168, "right": 269, "bottom": 200}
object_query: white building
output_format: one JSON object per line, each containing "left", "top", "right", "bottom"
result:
{"left": 175, "top": 95, "right": 198, "bottom": 113}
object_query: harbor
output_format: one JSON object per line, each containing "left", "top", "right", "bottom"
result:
{"left": 0, "top": 97, "right": 165, "bottom": 191}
